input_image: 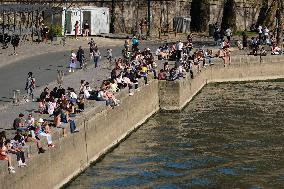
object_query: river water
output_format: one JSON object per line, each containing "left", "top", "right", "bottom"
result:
{"left": 66, "top": 81, "right": 284, "bottom": 189}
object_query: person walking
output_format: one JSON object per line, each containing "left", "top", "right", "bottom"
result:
{"left": 11, "top": 35, "right": 20, "bottom": 55}
{"left": 25, "top": 72, "right": 35, "bottom": 102}
{"left": 93, "top": 48, "right": 101, "bottom": 68}
{"left": 88, "top": 38, "right": 96, "bottom": 59}
{"left": 69, "top": 50, "right": 77, "bottom": 72}
{"left": 106, "top": 49, "right": 113, "bottom": 70}
{"left": 76, "top": 46, "right": 85, "bottom": 69}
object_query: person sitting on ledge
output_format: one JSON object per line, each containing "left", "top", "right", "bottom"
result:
{"left": 271, "top": 44, "right": 282, "bottom": 55}
{"left": 35, "top": 118, "right": 55, "bottom": 148}
{"left": 0, "top": 132, "right": 16, "bottom": 173}
{"left": 158, "top": 69, "right": 167, "bottom": 80}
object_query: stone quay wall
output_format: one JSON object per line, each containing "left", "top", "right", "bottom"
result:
{"left": 159, "top": 56, "right": 284, "bottom": 111}
{"left": 0, "top": 80, "right": 160, "bottom": 189}
{"left": 0, "top": 55, "right": 284, "bottom": 189}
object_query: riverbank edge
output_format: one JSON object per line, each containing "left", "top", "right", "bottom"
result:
{"left": 159, "top": 57, "right": 284, "bottom": 111}
{"left": 1, "top": 56, "right": 284, "bottom": 189}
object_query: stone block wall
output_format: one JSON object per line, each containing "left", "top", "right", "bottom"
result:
{"left": 1, "top": 0, "right": 263, "bottom": 35}
{"left": 0, "top": 79, "right": 160, "bottom": 189}
{"left": 159, "top": 55, "right": 284, "bottom": 111}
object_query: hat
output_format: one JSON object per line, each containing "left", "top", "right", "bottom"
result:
{"left": 19, "top": 113, "right": 24, "bottom": 117}
{"left": 146, "top": 48, "right": 150, "bottom": 51}
{"left": 38, "top": 118, "right": 44, "bottom": 123}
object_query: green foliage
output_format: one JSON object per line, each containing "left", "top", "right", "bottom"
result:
{"left": 190, "top": 0, "right": 210, "bottom": 32}
{"left": 234, "top": 30, "right": 257, "bottom": 37}
{"left": 221, "top": 0, "right": 237, "bottom": 31}
{"left": 50, "top": 25, "right": 62, "bottom": 37}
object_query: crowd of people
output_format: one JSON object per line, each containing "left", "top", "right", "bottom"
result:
{"left": 2, "top": 23, "right": 284, "bottom": 174}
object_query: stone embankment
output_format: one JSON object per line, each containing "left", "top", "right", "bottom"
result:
{"left": 1, "top": 55, "right": 284, "bottom": 189}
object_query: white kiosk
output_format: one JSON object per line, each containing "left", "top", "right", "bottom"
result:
{"left": 62, "top": 6, "right": 110, "bottom": 36}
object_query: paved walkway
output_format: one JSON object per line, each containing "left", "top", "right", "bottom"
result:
{"left": 0, "top": 37, "right": 124, "bottom": 68}
{"left": 0, "top": 35, "right": 250, "bottom": 136}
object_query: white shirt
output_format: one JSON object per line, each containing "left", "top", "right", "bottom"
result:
{"left": 25, "top": 117, "right": 34, "bottom": 126}
{"left": 226, "top": 29, "right": 232, "bottom": 36}
{"left": 47, "top": 102, "right": 56, "bottom": 115}
{"left": 84, "top": 90, "right": 90, "bottom": 99}
{"left": 177, "top": 42, "right": 183, "bottom": 51}
{"left": 258, "top": 26, "right": 263, "bottom": 34}
{"left": 71, "top": 53, "right": 76, "bottom": 61}
{"left": 263, "top": 28, "right": 269, "bottom": 36}
{"left": 70, "top": 92, "right": 77, "bottom": 99}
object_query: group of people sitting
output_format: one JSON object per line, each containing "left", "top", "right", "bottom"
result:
{"left": 1, "top": 34, "right": 223, "bottom": 174}
{"left": 249, "top": 36, "right": 282, "bottom": 56}
{"left": 1, "top": 83, "right": 85, "bottom": 173}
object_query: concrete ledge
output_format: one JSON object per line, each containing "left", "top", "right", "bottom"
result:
{"left": 1, "top": 55, "right": 284, "bottom": 189}
{"left": 159, "top": 60, "right": 284, "bottom": 111}
{"left": 0, "top": 79, "right": 159, "bottom": 189}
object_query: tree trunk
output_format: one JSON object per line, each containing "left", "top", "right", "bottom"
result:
{"left": 190, "top": 0, "right": 210, "bottom": 32}
{"left": 221, "top": 0, "right": 237, "bottom": 31}
{"left": 276, "top": 0, "right": 284, "bottom": 46}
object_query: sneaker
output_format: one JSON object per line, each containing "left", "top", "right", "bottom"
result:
{"left": 72, "top": 70, "right": 75, "bottom": 73}
{"left": 20, "top": 162, "right": 27, "bottom": 167}
{"left": 69, "top": 69, "right": 71, "bottom": 73}
{"left": 146, "top": 84, "right": 149, "bottom": 86}
{"left": 8, "top": 167, "right": 15, "bottom": 174}
{"left": 136, "top": 88, "right": 140, "bottom": 92}
{"left": 48, "top": 144, "right": 55, "bottom": 148}
{"left": 129, "top": 93, "right": 134, "bottom": 96}
{"left": 38, "top": 148, "right": 46, "bottom": 154}
{"left": 73, "top": 129, "right": 79, "bottom": 133}
{"left": 25, "top": 99, "right": 29, "bottom": 102}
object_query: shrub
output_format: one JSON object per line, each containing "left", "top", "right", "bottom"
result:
{"left": 50, "top": 25, "right": 62, "bottom": 37}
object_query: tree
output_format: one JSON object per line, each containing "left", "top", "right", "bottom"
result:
{"left": 221, "top": 0, "right": 237, "bottom": 31}
{"left": 276, "top": 0, "right": 284, "bottom": 45}
{"left": 190, "top": 0, "right": 210, "bottom": 32}
{"left": 257, "top": 0, "right": 278, "bottom": 28}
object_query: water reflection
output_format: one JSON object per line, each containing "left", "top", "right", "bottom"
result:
{"left": 66, "top": 81, "right": 284, "bottom": 189}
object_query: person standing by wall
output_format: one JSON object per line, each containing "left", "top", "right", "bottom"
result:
{"left": 42, "top": 25, "right": 49, "bottom": 43}
{"left": 225, "top": 28, "right": 232, "bottom": 42}
{"left": 74, "top": 21, "right": 79, "bottom": 40}
{"left": 11, "top": 35, "right": 20, "bottom": 55}
{"left": 83, "top": 21, "right": 90, "bottom": 40}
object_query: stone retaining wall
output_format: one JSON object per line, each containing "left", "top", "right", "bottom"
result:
{"left": 0, "top": 80, "right": 160, "bottom": 189}
{"left": 1, "top": 55, "right": 284, "bottom": 189}
{"left": 159, "top": 56, "right": 284, "bottom": 111}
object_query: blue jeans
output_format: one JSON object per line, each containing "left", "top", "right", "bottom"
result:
{"left": 94, "top": 56, "right": 99, "bottom": 68}
{"left": 205, "top": 56, "right": 212, "bottom": 64}
{"left": 70, "top": 120, "right": 77, "bottom": 133}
